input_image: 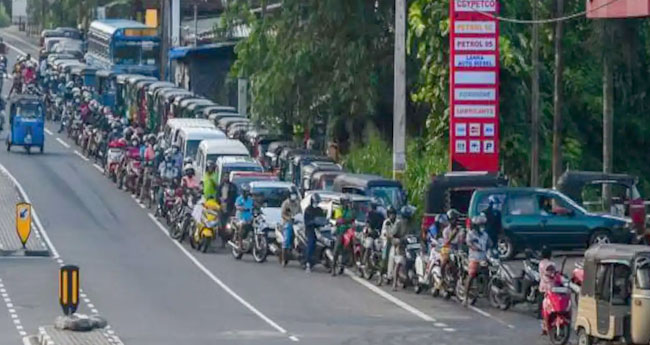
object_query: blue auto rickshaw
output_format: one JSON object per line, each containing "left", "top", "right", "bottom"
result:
{"left": 6, "top": 95, "right": 45, "bottom": 154}
{"left": 96, "top": 69, "right": 117, "bottom": 108}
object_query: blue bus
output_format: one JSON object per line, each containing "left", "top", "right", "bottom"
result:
{"left": 85, "top": 19, "right": 160, "bottom": 78}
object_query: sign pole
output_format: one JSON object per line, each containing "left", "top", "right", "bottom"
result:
{"left": 15, "top": 202, "right": 32, "bottom": 249}
{"left": 392, "top": 0, "right": 406, "bottom": 180}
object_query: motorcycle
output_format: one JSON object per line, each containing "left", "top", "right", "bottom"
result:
{"left": 104, "top": 140, "right": 126, "bottom": 183}
{"left": 542, "top": 261, "right": 572, "bottom": 345}
{"left": 155, "top": 180, "right": 177, "bottom": 224}
{"left": 190, "top": 201, "right": 220, "bottom": 253}
{"left": 229, "top": 210, "right": 269, "bottom": 262}
{"left": 359, "top": 225, "right": 383, "bottom": 280}
{"left": 488, "top": 255, "right": 541, "bottom": 311}
{"left": 116, "top": 146, "right": 139, "bottom": 190}
{"left": 391, "top": 234, "right": 421, "bottom": 290}
{"left": 80, "top": 125, "right": 94, "bottom": 156}
{"left": 171, "top": 187, "right": 201, "bottom": 243}
{"left": 121, "top": 154, "right": 142, "bottom": 194}
{"left": 455, "top": 251, "right": 494, "bottom": 306}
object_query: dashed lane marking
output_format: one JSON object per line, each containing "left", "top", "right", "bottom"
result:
{"left": 0, "top": 278, "right": 27, "bottom": 337}
{"left": 93, "top": 163, "right": 103, "bottom": 172}
{"left": 44, "top": 128, "right": 53, "bottom": 135}
{"left": 469, "top": 305, "right": 516, "bottom": 329}
{"left": 55, "top": 137, "right": 70, "bottom": 148}
{"left": 147, "top": 212, "right": 300, "bottom": 342}
{"left": 74, "top": 150, "right": 89, "bottom": 161}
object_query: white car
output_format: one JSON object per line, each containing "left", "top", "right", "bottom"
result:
{"left": 249, "top": 181, "right": 299, "bottom": 240}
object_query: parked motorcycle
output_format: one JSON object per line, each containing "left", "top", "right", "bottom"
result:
{"left": 488, "top": 255, "right": 540, "bottom": 311}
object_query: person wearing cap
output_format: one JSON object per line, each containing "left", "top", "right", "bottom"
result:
{"left": 280, "top": 191, "right": 301, "bottom": 266}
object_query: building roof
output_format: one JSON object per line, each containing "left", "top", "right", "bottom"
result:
{"left": 169, "top": 42, "right": 236, "bottom": 60}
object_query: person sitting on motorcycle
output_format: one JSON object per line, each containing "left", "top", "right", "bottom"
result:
{"left": 235, "top": 185, "right": 255, "bottom": 251}
{"left": 123, "top": 126, "right": 135, "bottom": 143}
{"left": 202, "top": 161, "right": 218, "bottom": 200}
{"left": 171, "top": 145, "right": 183, "bottom": 171}
{"left": 218, "top": 175, "right": 237, "bottom": 229}
{"left": 367, "top": 202, "right": 385, "bottom": 233}
{"left": 158, "top": 151, "right": 179, "bottom": 210}
{"left": 280, "top": 191, "right": 301, "bottom": 267}
{"left": 181, "top": 164, "right": 200, "bottom": 190}
{"left": 303, "top": 193, "right": 324, "bottom": 272}
{"left": 379, "top": 206, "right": 398, "bottom": 283}
{"left": 389, "top": 206, "right": 414, "bottom": 291}
{"left": 463, "top": 212, "right": 492, "bottom": 306}
{"left": 332, "top": 196, "right": 355, "bottom": 276}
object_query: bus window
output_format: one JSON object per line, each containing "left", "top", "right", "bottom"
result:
{"left": 114, "top": 45, "right": 138, "bottom": 65}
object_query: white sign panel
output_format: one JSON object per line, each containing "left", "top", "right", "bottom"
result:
{"left": 469, "top": 123, "right": 481, "bottom": 136}
{"left": 455, "top": 38, "right": 496, "bottom": 51}
{"left": 469, "top": 140, "right": 482, "bottom": 153}
{"left": 454, "top": 54, "right": 496, "bottom": 68}
{"left": 454, "top": 21, "right": 496, "bottom": 34}
{"left": 454, "top": 71, "right": 496, "bottom": 85}
{"left": 455, "top": 140, "right": 467, "bottom": 153}
{"left": 455, "top": 105, "right": 496, "bottom": 118}
{"left": 483, "top": 140, "right": 495, "bottom": 153}
{"left": 484, "top": 123, "right": 495, "bottom": 137}
{"left": 454, "top": 0, "right": 497, "bottom": 12}
{"left": 455, "top": 123, "right": 467, "bottom": 137}
{"left": 455, "top": 88, "right": 496, "bottom": 101}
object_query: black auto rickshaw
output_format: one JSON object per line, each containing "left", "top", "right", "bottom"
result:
{"left": 332, "top": 173, "right": 407, "bottom": 211}
{"left": 310, "top": 170, "right": 346, "bottom": 192}
{"left": 183, "top": 99, "right": 215, "bottom": 119}
{"left": 202, "top": 105, "right": 238, "bottom": 119}
{"left": 557, "top": 170, "right": 646, "bottom": 236}
{"left": 574, "top": 244, "right": 650, "bottom": 345}
{"left": 156, "top": 89, "right": 193, "bottom": 124}
{"left": 264, "top": 141, "right": 296, "bottom": 172}
{"left": 300, "top": 161, "right": 343, "bottom": 193}
{"left": 422, "top": 171, "right": 507, "bottom": 234}
{"left": 289, "top": 154, "right": 335, "bottom": 189}
{"left": 277, "top": 148, "right": 314, "bottom": 182}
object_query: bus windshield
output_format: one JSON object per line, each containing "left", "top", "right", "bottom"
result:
{"left": 114, "top": 45, "right": 139, "bottom": 65}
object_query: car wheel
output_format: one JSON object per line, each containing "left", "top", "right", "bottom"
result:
{"left": 497, "top": 235, "right": 515, "bottom": 260}
{"left": 590, "top": 230, "right": 611, "bottom": 247}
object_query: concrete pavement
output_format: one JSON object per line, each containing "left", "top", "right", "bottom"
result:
{"left": 0, "top": 27, "right": 572, "bottom": 345}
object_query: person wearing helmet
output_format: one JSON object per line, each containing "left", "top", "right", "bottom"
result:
{"left": 181, "top": 164, "right": 199, "bottom": 190}
{"left": 483, "top": 195, "right": 502, "bottom": 250}
{"left": 138, "top": 134, "right": 158, "bottom": 201}
{"left": 123, "top": 127, "right": 134, "bottom": 142}
{"left": 171, "top": 145, "right": 183, "bottom": 170}
{"left": 303, "top": 193, "right": 324, "bottom": 272}
{"left": 387, "top": 206, "right": 415, "bottom": 290}
{"left": 279, "top": 191, "right": 301, "bottom": 267}
{"left": 235, "top": 185, "right": 255, "bottom": 250}
{"left": 218, "top": 175, "right": 237, "bottom": 229}
{"left": 203, "top": 161, "right": 217, "bottom": 200}
{"left": 157, "top": 150, "right": 179, "bottom": 210}
{"left": 331, "top": 195, "right": 355, "bottom": 276}
{"left": 367, "top": 201, "right": 385, "bottom": 233}
{"left": 463, "top": 212, "right": 492, "bottom": 306}
{"left": 379, "top": 206, "right": 398, "bottom": 283}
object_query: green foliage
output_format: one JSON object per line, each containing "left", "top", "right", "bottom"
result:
{"left": 0, "top": 4, "right": 10, "bottom": 28}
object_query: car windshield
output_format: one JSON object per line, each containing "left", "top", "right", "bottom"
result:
{"left": 252, "top": 187, "right": 294, "bottom": 208}
{"left": 370, "top": 186, "right": 404, "bottom": 209}
{"left": 16, "top": 104, "right": 43, "bottom": 118}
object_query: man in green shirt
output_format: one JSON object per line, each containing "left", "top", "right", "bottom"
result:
{"left": 331, "top": 196, "right": 355, "bottom": 276}
{"left": 202, "top": 161, "right": 218, "bottom": 200}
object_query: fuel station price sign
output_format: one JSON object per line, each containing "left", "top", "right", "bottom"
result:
{"left": 450, "top": 0, "right": 500, "bottom": 172}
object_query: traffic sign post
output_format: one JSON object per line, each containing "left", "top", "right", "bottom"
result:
{"left": 59, "top": 265, "right": 80, "bottom": 316}
{"left": 15, "top": 202, "right": 31, "bottom": 249}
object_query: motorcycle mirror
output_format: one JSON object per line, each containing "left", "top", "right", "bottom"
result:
{"left": 560, "top": 256, "right": 567, "bottom": 275}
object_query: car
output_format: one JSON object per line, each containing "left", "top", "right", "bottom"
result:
{"left": 250, "top": 181, "right": 300, "bottom": 242}
{"left": 332, "top": 173, "right": 407, "bottom": 210}
{"left": 468, "top": 187, "right": 636, "bottom": 259}
{"left": 215, "top": 156, "right": 264, "bottom": 184}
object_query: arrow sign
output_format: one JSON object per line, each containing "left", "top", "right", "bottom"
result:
{"left": 15, "top": 203, "right": 31, "bottom": 249}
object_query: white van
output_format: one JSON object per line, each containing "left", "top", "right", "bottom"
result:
{"left": 176, "top": 127, "right": 226, "bottom": 163}
{"left": 163, "top": 118, "right": 216, "bottom": 148}
{"left": 216, "top": 156, "right": 263, "bottom": 183}
{"left": 195, "top": 139, "right": 250, "bottom": 180}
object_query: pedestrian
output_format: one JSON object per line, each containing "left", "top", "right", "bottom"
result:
{"left": 303, "top": 193, "right": 324, "bottom": 272}
{"left": 280, "top": 191, "right": 301, "bottom": 266}
{"left": 483, "top": 195, "right": 502, "bottom": 254}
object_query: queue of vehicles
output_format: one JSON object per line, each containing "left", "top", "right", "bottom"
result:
{"left": 6, "top": 22, "right": 650, "bottom": 345}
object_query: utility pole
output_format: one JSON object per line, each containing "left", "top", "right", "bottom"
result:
{"left": 552, "top": 0, "right": 565, "bottom": 187}
{"left": 193, "top": 3, "right": 198, "bottom": 46}
{"left": 530, "top": 0, "right": 540, "bottom": 187}
{"left": 392, "top": 0, "right": 406, "bottom": 180}
{"left": 160, "top": 0, "right": 169, "bottom": 80}
{"left": 602, "top": 22, "right": 614, "bottom": 209}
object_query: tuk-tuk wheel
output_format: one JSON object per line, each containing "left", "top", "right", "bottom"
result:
{"left": 25, "top": 146, "right": 30, "bottom": 155}
{"left": 6, "top": 143, "right": 10, "bottom": 151}
{"left": 576, "top": 328, "right": 592, "bottom": 345}
{"left": 39, "top": 145, "right": 43, "bottom": 153}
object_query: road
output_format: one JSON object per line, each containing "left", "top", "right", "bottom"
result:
{"left": 0, "top": 27, "right": 570, "bottom": 345}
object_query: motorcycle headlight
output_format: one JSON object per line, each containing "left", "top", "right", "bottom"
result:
{"left": 205, "top": 220, "right": 219, "bottom": 228}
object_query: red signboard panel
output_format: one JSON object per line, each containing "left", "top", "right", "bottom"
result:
{"left": 587, "top": 0, "right": 650, "bottom": 18}
{"left": 450, "top": 0, "right": 500, "bottom": 172}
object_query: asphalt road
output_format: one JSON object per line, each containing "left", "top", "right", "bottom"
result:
{"left": 0, "top": 28, "right": 576, "bottom": 345}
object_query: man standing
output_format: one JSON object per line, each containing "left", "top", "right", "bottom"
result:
{"left": 280, "top": 191, "right": 301, "bottom": 266}
{"left": 303, "top": 194, "right": 324, "bottom": 272}
{"left": 483, "top": 195, "right": 502, "bottom": 252}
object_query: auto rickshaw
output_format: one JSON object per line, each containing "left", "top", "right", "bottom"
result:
{"left": 133, "top": 78, "right": 157, "bottom": 128}
{"left": 6, "top": 95, "right": 45, "bottom": 154}
{"left": 557, "top": 171, "right": 647, "bottom": 237}
{"left": 96, "top": 69, "right": 117, "bottom": 108}
{"left": 69, "top": 65, "right": 98, "bottom": 90}
{"left": 145, "top": 82, "right": 175, "bottom": 131}
{"left": 125, "top": 75, "right": 156, "bottom": 123}
{"left": 115, "top": 74, "right": 143, "bottom": 119}
{"left": 264, "top": 141, "right": 296, "bottom": 172}
{"left": 160, "top": 90, "right": 194, "bottom": 122}
{"left": 153, "top": 88, "right": 191, "bottom": 128}
{"left": 202, "top": 105, "right": 238, "bottom": 119}
{"left": 574, "top": 244, "right": 650, "bottom": 345}
{"left": 300, "top": 161, "right": 343, "bottom": 193}
{"left": 185, "top": 99, "right": 215, "bottom": 119}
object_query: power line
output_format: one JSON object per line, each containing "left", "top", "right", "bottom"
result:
{"left": 468, "top": 0, "right": 622, "bottom": 24}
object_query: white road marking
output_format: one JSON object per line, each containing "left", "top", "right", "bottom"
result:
{"left": 44, "top": 128, "right": 53, "bottom": 135}
{"left": 344, "top": 269, "right": 436, "bottom": 322}
{"left": 87, "top": 303, "right": 94, "bottom": 308}
{"left": 289, "top": 335, "right": 299, "bottom": 342}
{"left": 91, "top": 308, "right": 98, "bottom": 314}
{"left": 434, "top": 322, "right": 448, "bottom": 327}
{"left": 469, "top": 305, "right": 516, "bottom": 329}
{"left": 74, "top": 150, "right": 89, "bottom": 161}
{"left": 147, "top": 213, "right": 297, "bottom": 340}
{"left": 0, "top": 164, "right": 60, "bottom": 258}
{"left": 443, "top": 328, "right": 456, "bottom": 332}
{"left": 93, "top": 163, "right": 103, "bottom": 172}
{"left": 55, "top": 137, "right": 70, "bottom": 148}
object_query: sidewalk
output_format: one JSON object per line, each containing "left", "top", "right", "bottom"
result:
{"left": 0, "top": 168, "right": 49, "bottom": 256}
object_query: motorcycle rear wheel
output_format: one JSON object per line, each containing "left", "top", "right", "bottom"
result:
{"left": 200, "top": 237, "right": 211, "bottom": 253}
{"left": 548, "top": 324, "right": 570, "bottom": 345}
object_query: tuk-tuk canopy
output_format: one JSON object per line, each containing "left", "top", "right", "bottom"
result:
{"left": 425, "top": 171, "right": 508, "bottom": 214}
{"left": 332, "top": 173, "right": 403, "bottom": 191}
{"left": 581, "top": 244, "right": 650, "bottom": 297}
{"left": 203, "top": 105, "right": 238, "bottom": 117}
{"left": 557, "top": 170, "right": 638, "bottom": 204}
{"left": 95, "top": 69, "right": 116, "bottom": 79}
{"left": 187, "top": 100, "right": 214, "bottom": 112}
{"left": 126, "top": 75, "right": 156, "bottom": 86}
{"left": 147, "top": 82, "right": 175, "bottom": 96}
{"left": 69, "top": 65, "right": 98, "bottom": 76}
{"left": 267, "top": 141, "right": 296, "bottom": 157}
{"left": 9, "top": 95, "right": 44, "bottom": 118}
{"left": 116, "top": 74, "right": 145, "bottom": 85}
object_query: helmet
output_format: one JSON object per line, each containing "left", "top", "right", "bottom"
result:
{"left": 120, "top": 118, "right": 129, "bottom": 126}
{"left": 124, "top": 127, "right": 134, "bottom": 140}
{"left": 386, "top": 206, "right": 397, "bottom": 216}
{"left": 65, "top": 81, "right": 74, "bottom": 89}
{"left": 206, "top": 160, "right": 215, "bottom": 171}
{"left": 183, "top": 157, "right": 193, "bottom": 165}
{"left": 488, "top": 195, "right": 500, "bottom": 206}
{"left": 436, "top": 213, "right": 449, "bottom": 227}
{"left": 240, "top": 184, "right": 250, "bottom": 196}
{"left": 310, "top": 193, "right": 321, "bottom": 206}
{"left": 183, "top": 164, "right": 194, "bottom": 175}
{"left": 400, "top": 206, "right": 414, "bottom": 219}
{"left": 147, "top": 134, "right": 156, "bottom": 144}
{"left": 204, "top": 199, "right": 220, "bottom": 211}
{"left": 471, "top": 212, "right": 488, "bottom": 227}
{"left": 103, "top": 106, "right": 112, "bottom": 115}
{"left": 446, "top": 209, "right": 461, "bottom": 223}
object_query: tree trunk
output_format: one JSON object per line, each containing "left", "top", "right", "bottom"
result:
{"left": 552, "top": 0, "right": 565, "bottom": 187}
{"left": 530, "top": 0, "right": 540, "bottom": 187}
{"left": 602, "top": 22, "right": 614, "bottom": 210}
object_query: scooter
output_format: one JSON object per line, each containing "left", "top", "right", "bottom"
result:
{"left": 542, "top": 261, "right": 572, "bottom": 345}
{"left": 190, "top": 202, "right": 219, "bottom": 253}
{"left": 271, "top": 215, "right": 306, "bottom": 266}
{"left": 171, "top": 187, "right": 201, "bottom": 243}
{"left": 488, "top": 255, "right": 540, "bottom": 311}
{"left": 104, "top": 140, "right": 126, "bottom": 183}
{"left": 391, "top": 234, "right": 421, "bottom": 290}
